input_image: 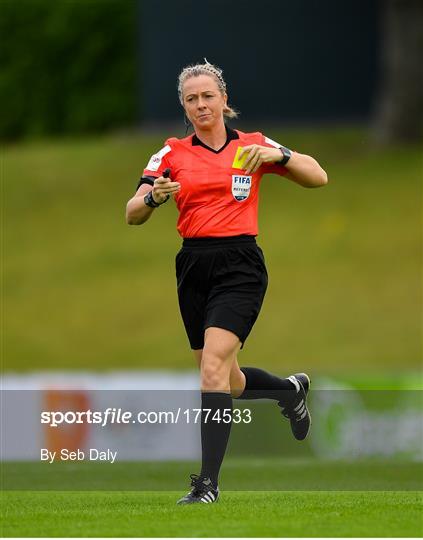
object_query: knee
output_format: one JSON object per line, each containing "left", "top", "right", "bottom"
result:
{"left": 201, "top": 351, "right": 230, "bottom": 391}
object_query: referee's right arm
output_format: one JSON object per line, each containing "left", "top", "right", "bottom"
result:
{"left": 126, "top": 175, "right": 180, "bottom": 225}
{"left": 126, "top": 183, "right": 156, "bottom": 225}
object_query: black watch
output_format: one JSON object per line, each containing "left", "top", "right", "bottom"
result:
{"left": 144, "top": 190, "right": 169, "bottom": 208}
{"left": 278, "top": 145, "right": 292, "bottom": 166}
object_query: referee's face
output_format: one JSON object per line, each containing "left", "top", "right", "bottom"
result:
{"left": 183, "top": 75, "right": 227, "bottom": 131}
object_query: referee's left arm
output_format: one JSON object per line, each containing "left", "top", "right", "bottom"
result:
{"left": 283, "top": 151, "right": 328, "bottom": 188}
{"left": 240, "top": 143, "right": 327, "bottom": 188}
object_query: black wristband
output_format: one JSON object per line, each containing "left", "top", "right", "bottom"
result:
{"left": 278, "top": 146, "right": 292, "bottom": 166}
{"left": 144, "top": 190, "right": 161, "bottom": 208}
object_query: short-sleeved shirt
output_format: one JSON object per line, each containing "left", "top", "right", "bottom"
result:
{"left": 141, "top": 125, "right": 288, "bottom": 238}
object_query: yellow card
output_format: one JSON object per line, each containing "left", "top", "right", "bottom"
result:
{"left": 232, "top": 146, "right": 246, "bottom": 169}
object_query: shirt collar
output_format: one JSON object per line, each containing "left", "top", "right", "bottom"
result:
{"left": 192, "top": 124, "right": 239, "bottom": 153}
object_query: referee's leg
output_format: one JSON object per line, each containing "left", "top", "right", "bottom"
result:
{"left": 202, "top": 327, "right": 240, "bottom": 391}
{"left": 192, "top": 333, "right": 243, "bottom": 394}
{"left": 196, "top": 327, "right": 240, "bottom": 488}
{"left": 230, "top": 357, "right": 312, "bottom": 440}
{"left": 198, "top": 351, "right": 306, "bottom": 412}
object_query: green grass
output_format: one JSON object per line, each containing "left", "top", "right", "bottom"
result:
{"left": 2, "top": 491, "right": 422, "bottom": 537}
{"left": 3, "top": 127, "right": 422, "bottom": 374}
{"left": 2, "top": 459, "right": 422, "bottom": 537}
{"left": 3, "top": 459, "right": 421, "bottom": 491}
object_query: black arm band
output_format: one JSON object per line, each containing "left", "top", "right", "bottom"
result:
{"left": 278, "top": 146, "right": 292, "bottom": 166}
{"left": 136, "top": 175, "right": 156, "bottom": 191}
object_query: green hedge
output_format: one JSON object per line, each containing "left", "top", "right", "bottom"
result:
{"left": 0, "top": 0, "right": 137, "bottom": 139}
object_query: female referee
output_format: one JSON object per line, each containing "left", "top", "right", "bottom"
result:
{"left": 126, "top": 60, "right": 328, "bottom": 505}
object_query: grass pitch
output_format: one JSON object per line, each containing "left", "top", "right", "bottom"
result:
{"left": 2, "top": 490, "right": 421, "bottom": 537}
{"left": 2, "top": 459, "right": 422, "bottom": 537}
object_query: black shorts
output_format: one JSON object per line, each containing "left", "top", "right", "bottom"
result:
{"left": 176, "top": 235, "right": 268, "bottom": 350}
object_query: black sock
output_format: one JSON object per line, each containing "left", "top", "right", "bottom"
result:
{"left": 199, "top": 391, "right": 232, "bottom": 488}
{"left": 236, "top": 367, "right": 296, "bottom": 406}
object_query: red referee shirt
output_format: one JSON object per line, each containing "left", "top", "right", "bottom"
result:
{"left": 141, "top": 125, "right": 288, "bottom": 238}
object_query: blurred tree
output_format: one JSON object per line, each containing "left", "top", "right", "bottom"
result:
{"left": 0, "top": 0, "right": 137, "bottom": 140}
{"left": 373, "top": 0, "right": 423, "bottom": 143}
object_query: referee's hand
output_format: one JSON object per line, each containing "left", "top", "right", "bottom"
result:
{"left": 239, "top": 145, "right": 283, "bottom": 174}
{"left": 152, "top": 170, "right": 180, "bottom": 204}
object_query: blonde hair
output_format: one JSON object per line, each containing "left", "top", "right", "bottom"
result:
{"left": 177, "top": 58, "right": 239, "bottom": 119}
